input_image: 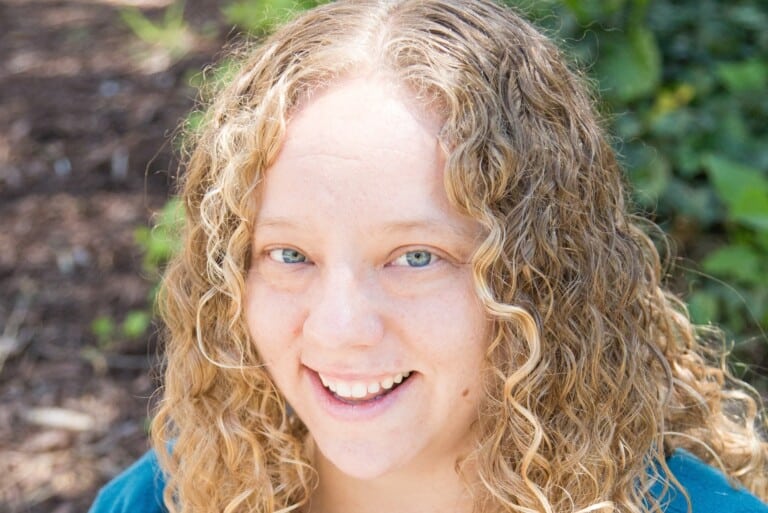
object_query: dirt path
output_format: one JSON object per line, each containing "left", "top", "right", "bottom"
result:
{"left": 0, "top": 1, "right": 223, "bottom": 511}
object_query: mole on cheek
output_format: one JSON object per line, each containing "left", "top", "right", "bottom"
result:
{"left": 462, "top": 388, "right": 469, "bottom": 397}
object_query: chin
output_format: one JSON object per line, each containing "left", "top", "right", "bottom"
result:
{"left": 315, "top": 437, "right": 413, "bottom": 481}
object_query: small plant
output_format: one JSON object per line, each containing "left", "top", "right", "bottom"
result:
{"left": 90, "top": 311, "right": 153, "bottom": 350}
{"left": 120, "top": 0, "right": 196, "bottom": 65}
{"left": 134, "top": 197, "right": 185, "bottom": 278}
{"left": 223, "top": 0, "right": 327, "bottom": 35}
{"left": 88, "top": 199, "right": 185, "bottom": 356}
{"left": 90, "top": 315, "right": 117, "bottom": 351}
{"left": 181, "top": 57, "right": 242, "bottom": 146}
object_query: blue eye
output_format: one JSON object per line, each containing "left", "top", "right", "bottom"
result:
{"left": 392, "top": 250, "right": 438, "bottom": 268}
{"left": 268, "top": 248, "right": 307, "bottom": 264}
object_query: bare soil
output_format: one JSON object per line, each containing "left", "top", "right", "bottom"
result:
{"left": 0, "top": 1, "right": 225, "bottom": 511}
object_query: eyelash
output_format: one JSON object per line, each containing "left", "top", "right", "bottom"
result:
{"left": 265, "top": 248, "right": 441, "bottom": 268}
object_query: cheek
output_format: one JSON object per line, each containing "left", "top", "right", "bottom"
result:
{"left": 245, "top": 274, "right": 304, "bottom": 364}
{"left": 396, "top": 279, "right": 489, "bottom": 364}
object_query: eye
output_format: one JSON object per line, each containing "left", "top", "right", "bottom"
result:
{"left": 268, "top": 248, "right": 307, "bottom": 264}
{"left": 391, "top": 249, "right": 440, "bottom": 268}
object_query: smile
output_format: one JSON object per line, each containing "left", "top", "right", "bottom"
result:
{"left": 318, "top": 372, "right": 413, "bottom": 402}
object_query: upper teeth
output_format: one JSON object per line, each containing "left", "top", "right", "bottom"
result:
{"left": 319, "top": 372, "right": 411, "bottom": 399}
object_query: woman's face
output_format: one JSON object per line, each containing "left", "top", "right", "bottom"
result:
{"left": 245, "top": 76, "right": 490, "bottom": 480}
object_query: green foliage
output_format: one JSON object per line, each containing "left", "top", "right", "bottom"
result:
{"left": 594, "top": 27, "right": 661, "bottom": 103}
{"left": 122, "top": 310, "right": 153, "bottom": 340}
{"left": 182, "top": 58, "right": 242, "bottom": 144}
{"left": 90, "top": 310, "right": 153, "bottom": 349}
{"left": 90, "top": 315, "right": 116, "bottom": 350}
{"left": 134, "top": 198, "right": 185, "bottom": 276}
{"left": 507, "top": 0, "right": 768, "bottom": 387}
{"left": 120, "top": 0, "right": 195, "bottom": 62}
{"left": 223, "top": 0, "right": 329, "bottom": 35}
{"left": 704, "top": 155, "right": 768, "bottom": 230}
{"left": 187, "top": 57, "right": 241, "bottom": 101}
{"left": 89, "top": 199, "right": 184, "bottom": 350}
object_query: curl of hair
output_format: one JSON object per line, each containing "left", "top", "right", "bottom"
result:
{"left": 152, "top": 1, "right": 768, "bottom": 512}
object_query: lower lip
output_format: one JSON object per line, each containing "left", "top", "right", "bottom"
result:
{"left": 305, "top": 368, "right": 415, "bottom": 422}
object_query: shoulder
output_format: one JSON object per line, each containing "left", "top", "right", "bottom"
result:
{"left": 88, "top": 449, "right": 168, "bottom": 513}
{"left": 655, "top": 448, "right": 768, "bottom": 513}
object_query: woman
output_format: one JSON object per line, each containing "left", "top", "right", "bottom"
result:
{"left": 90, "top": 0, "right": 768, "bottom": 511}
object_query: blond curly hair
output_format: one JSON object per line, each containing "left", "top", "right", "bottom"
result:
{"left": 151, "top": 1, "right": 768, "bottom": 512}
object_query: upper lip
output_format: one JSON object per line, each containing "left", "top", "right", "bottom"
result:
{"left": 307, "top": 368, "right": 412, "bottom": 382}
{"left": 302, "top": 363, "right": 413, "bottom": 381}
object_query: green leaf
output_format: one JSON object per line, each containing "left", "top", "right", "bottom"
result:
{"left": 662, "top": 180, "right": 720, "bottom": 225}
{"left": 651, "top": 83, "right": 696, "bottom": 117}
{"left": 122, "top": 310, "right": 152, "bottom": 339}
{"left": 624, "top": 142, "right": 670, "bottom": 206}
{"left": 119, "top": 1, "right": 193, "bottom": 60}
{"left": 672, "top": 141, "right": 702, "bottom": 178}
{"left": 91, "top": 316, "right": 115, "bottom": 340}
{"left": 223, "top": 0, "right": 319, "bottom": 34}
{"left": 703, "top": 154, "right": 768, "bottom": 230}
{"left": 702, "top": 245, "right": 763, "bottom": 284}
{"left": 682, "top": 66, "right": 717, "bottom": 97}
{"left": 157, "top": 197, "right": 185, "bottom": 229}
{"left": 594, "top": 27, "right": 661, "bottom": 102}
{"left": 649, "top": 109, "right": 695, "bottom": 139}
{"left": 184, "top": 110, "right": 206, "bottom": 136}
{"left": 505, "top": 0, "right": 564, "bottom": 22}
{"left": 134, "top": 198, "right": 185, "bottom": 272}
{"left": 189, "top": 58, "right": 239, "bottom": 101}
{"left": 716, "top": 59, "right": 768, "bottom": 93}
{"left": 711, "top": 108, "right": 750, "bottom": 156}
{"left": 613, "top": 112, "right": 644, "bottom": 139}
{"left": 563, "top": 0, "right": 626, "bottom": 23}
{"left": 756, "top": 230, "right": 768, "bottom": 252}
{"left": 687, "top": 291, "right": 719, "bottom": 325}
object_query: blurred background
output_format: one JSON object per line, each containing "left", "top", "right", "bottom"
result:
{"left": 0, "top": 0, "right": 766, "bottom": 511}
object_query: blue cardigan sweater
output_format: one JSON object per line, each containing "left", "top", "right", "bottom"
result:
{"left": 89, "top": 449, "right": 768, "bottom": 512}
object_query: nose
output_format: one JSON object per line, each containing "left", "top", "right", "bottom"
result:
{"left": 302, "top": 265, "right": 384, "bottom": 350}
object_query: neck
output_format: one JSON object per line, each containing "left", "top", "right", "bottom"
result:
{"left": 308, "top": 446, "right": 478, "bottom": 513}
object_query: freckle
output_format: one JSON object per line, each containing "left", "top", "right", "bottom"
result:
{"left": 461, "top": 388, "right": 469, "bottom": 397}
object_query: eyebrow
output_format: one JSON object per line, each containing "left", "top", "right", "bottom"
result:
{"left": 377, "top": 219, "right": 479, "bottom": 241}
{"left": 255, "top": 216, "right": 479, "bottom": 241}
{"left": 254, "top": 216, "right": 307, "bottom": 230}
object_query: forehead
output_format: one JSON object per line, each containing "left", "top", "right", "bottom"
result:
{"left": 255, "top": 76, "right": 478, "bottom": 238}
{"left": 262, "top": 77, "right": 444, "bottom": 204}
{"left": 284, "top": 76, "right": 442, "bottom": 159}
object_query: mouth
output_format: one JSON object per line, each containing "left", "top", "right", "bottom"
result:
{"left": 317, "top": 371, "right": 414, "bottom": 404}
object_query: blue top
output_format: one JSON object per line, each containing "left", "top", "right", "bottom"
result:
{"left": 89, "top": 448, "right": 768, "bottom": 513}
{"left": 89, "top": 450, "right": 166, "bottom": 513}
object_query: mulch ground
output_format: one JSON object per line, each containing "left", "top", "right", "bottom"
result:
{"left": 0, "top": 1, "right": 226, "bottom": 511}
